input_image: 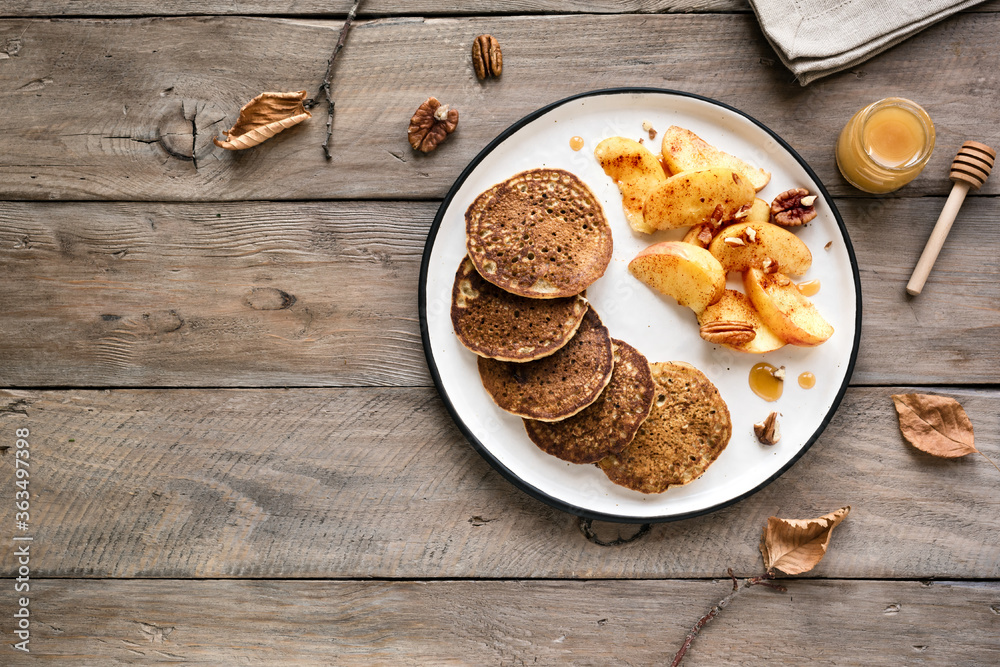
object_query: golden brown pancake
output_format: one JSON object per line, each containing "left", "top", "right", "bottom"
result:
{"left": 477, "top": 308, "right": 614, "bottom": 421}
{"left": 451, "top": 256, "right": 589, "bottom": 361}
{"left": 465, "top": 168, "right": 613, "bottom": 299}
{"left": 599, "top": 361, "right": 731, "bottom": 494}
{"left": 523, "top": 339, "right": 655, "bottom": 464}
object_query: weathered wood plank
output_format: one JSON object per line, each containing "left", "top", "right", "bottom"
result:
{"left": 1, "top": 14, "right": 998, "bottom": 200}
{"left": 0, "top": 201, "right": 430, "bottom": 387}
{"left": 2, "top": 197, "right": 998, "bottom": 387}
{"left": 2, "top": 0, "right": 751, "bottom": 18}
{"left": 11, "top": 579, "right": 1000, "bottom": 664}
{"left": 8, "top": 0, "right": 1000, "bottom": 18}
{"left": 2, "top": 386, "right": 998, "bottom": 579}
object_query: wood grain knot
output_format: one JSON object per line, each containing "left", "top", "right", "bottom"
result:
{"left": 243, "top": 287, "right": 296, "bottom": 310}
{"left": 138, "top": 310, "right": 184, "bottom": 334}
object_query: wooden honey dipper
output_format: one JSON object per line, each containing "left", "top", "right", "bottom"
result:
{"left": 906, "top": 141, "right": 996, "bottom": 295}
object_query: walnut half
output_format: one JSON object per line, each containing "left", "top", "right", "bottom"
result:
{"left": 771, "top": 188, "right": 818, "bottom": 227}
{"left": 408, "top": 97, "right": 459, "bottom": 153}
{"left": 754, "top": 411, "right": 781, "bottom": 445}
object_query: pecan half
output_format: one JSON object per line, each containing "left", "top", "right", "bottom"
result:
{"left": 754, "top": 411, "right": 781, "bottom": 445}
{"left": 699, "top": 320, "right": 757, "bottom": 346}
{"left": 472, "top": 34, "right": 502, "bottom": 80}
{"left": 642, "top": 120, "right": 656, "bottom": 140}
{"left": 408, "top": 97, "right": 459, "bottom": 153}
{"left": 771, "top": 188, "right": 818, "bottom": 226}
{"left": 708, "top": 204, "right": 726, "bottom": 228}
{"left": 695, "top": 224, "right": 714, "bottom": 247}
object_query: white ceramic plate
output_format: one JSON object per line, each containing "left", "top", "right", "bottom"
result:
{"left": 419, "top": 89, "right": 861, "bottom": 522}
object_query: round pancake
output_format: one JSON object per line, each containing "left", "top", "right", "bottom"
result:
{"left": 524, "top": 339, "right": 655, "bottom": 464}
{"left": 599, "top": 361, "right": 731, "bottom": 494}
{"left": 466, "top": 168, "right": 613, "bottom": 298}
{"left": 451, "top": 255, "right": 589, "bottom": 362}
{"left": 477, "top": 308, "right": 614, "bottom": 421}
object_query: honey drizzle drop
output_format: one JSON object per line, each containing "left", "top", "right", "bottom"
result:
{"left": 569, "top": 136, "right": 584, "bottom": 151}
{"left": 749, "top": 362, "right": 783, "bottom": 402}
{"left": 797, "top": 279, "right": 821, "bottom": 297}
{"left": 798, "top": 372, "right": 816, "bottom": 389}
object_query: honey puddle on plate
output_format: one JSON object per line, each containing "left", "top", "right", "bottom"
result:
{"left": 797, "top": 279, "right": 821, "bottom": 297}
{"left": 749, "top": 362, "right": 783, "bottom": 402}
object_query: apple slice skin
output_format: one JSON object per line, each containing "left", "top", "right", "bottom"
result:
{"left": 629, "top": 241, "right": 725, "bottom": 314}
{"left": 709, "top": 221, "right": 812, "bottom": 276}
{"left": 698, "top": 289, "right": 786, "bottom": 354}
{"left": 744, "top": 268, "right": 833, "bottom": 347}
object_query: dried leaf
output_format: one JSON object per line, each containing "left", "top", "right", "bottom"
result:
{"left": 214, "top": 90, "right": 311, "bottom": 150}
{"left": 892, "top": 393, "right": 976, "bottom": 458}
{"left": 760, "top": 506, "right": 850, "bottom": 575}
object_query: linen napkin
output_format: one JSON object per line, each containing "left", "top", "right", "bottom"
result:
{"left": 749, "top": 0, "right": 986, "bottom": 84}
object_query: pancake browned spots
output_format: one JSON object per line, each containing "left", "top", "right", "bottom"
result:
{"left": 466, "top": 168, "right": 612, "bottom": 298}
{"left": 451, "top": 256, "right": 589, "bottom": 362}
{"left": 524, "top": 339, "right": 655, "bottom": 463}
{"left": 599, "top": 361, "right": 731, "bottom": 494}
{"left": 477, "top": 308, "right": 614, "bottom": 421}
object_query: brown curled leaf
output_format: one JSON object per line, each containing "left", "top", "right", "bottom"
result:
{"left": 891, "top": 393, "right": 976, "bottom": 458}
{"left": 760, "top": 506, "right": 850, "bottom": 575}
{"left": 214, "top": 90, "right": 311, "bottom": 150}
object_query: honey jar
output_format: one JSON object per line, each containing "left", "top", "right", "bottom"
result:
{"left": 836, "top": 97, "right": 935, "bottom": 194}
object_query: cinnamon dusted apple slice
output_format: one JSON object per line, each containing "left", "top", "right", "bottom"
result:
{"left": 661, "top": 125, "right": 771, "bottom": 192}
{"left": 629, "top": 241, "right": 725, "bottom": 314}
{"left": 594, "top": 137, "right": 667, "bottom": 234}
{"left": 744, "top": 267, "right": 833, "bottom": 347}
{"left": 709, "top": 221, "right": 812, "bottom": 276}
{"left": 682, "top": 197, "right": 770, "bottom": 249}
{"left": 698, "top": 289, "right": 786, "bottom": 353}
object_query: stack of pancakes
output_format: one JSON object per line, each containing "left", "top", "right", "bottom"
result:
{"left": 451, "top": 168, "right": 732, "bottom": 493}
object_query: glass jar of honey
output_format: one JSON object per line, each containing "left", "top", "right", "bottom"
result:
{"left": 835, "top": 97, "right": 935, "bottom": 194}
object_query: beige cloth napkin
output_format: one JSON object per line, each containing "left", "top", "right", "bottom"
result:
{"left": 749, "top": 0, "right": 985, "bottom": 84}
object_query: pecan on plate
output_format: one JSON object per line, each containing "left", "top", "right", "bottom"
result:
{"left": 694, "top": 223, "right": 714, "bottom": 247}
{"left": 771, "top": 188, "right": 818, "bottom": 226}
{"left": 699, "top": 320, "right": 756, "bottom": 346}
{"left": 754, "top": 411, "right": 781, "bottom": 445}
{"left": 472, "top": 34, "right": 503, "bottom": 80}
{"left": 408, "top": 97, "right": 459, "bottom": 153}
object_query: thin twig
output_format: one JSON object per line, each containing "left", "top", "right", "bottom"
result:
{"left": 577, "top": 518, "right": 652, "bottom": 546}
{"left": 978, "top": 450, "right": 1000, "bottom": 475}
{"left": 308, "top": 0, "right": 363, "bottom": 160}
{"left": 670, "top": 571, "right": 787, "bottom": 667}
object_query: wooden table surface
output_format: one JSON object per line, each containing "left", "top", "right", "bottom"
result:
{"left": 2, "top": 1, "right": 999, "bottom": 664}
